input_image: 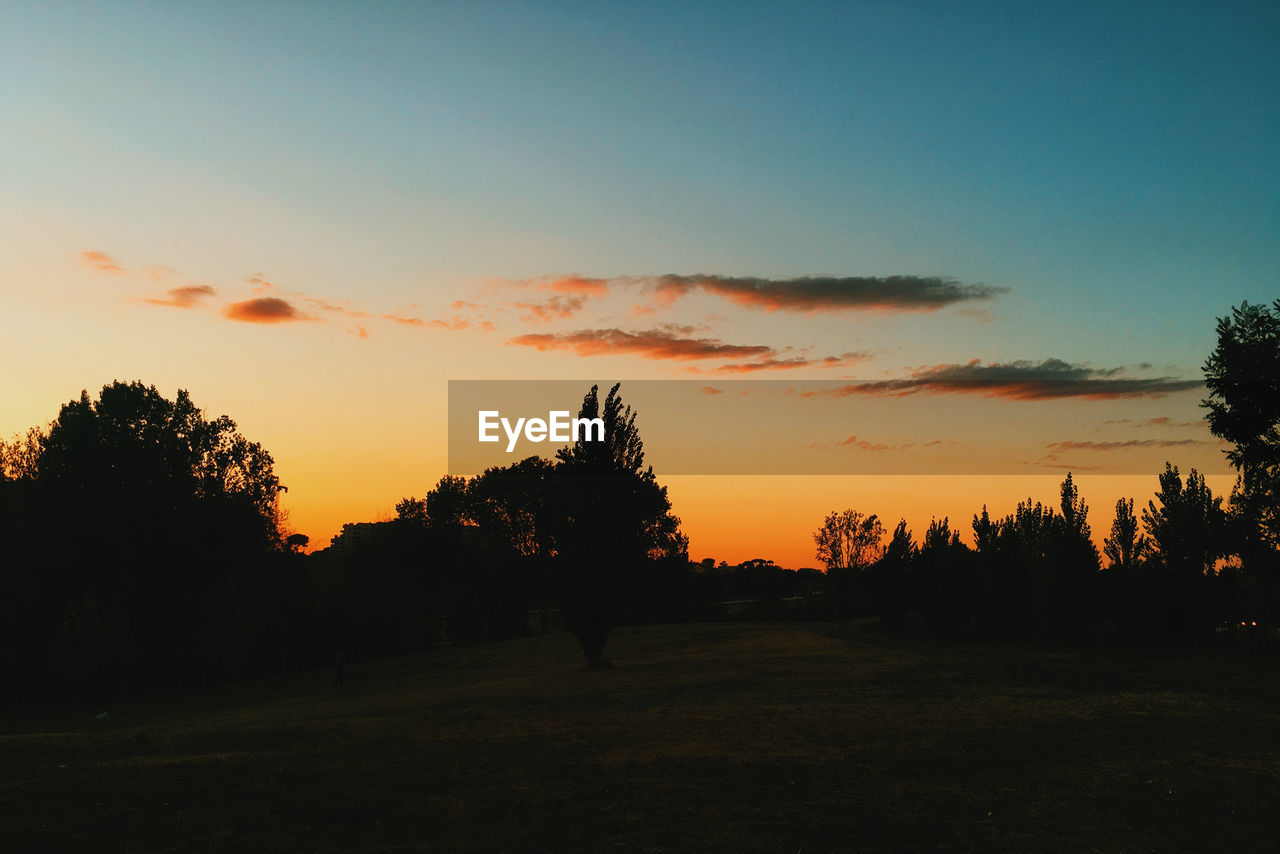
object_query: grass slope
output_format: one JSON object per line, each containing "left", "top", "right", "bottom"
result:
{"left": 3, "top": 622, "right": 1279, "bottom": 852}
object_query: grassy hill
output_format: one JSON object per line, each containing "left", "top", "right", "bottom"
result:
{"left": 4, "top": 622, "right": 1278, "bottom": 852}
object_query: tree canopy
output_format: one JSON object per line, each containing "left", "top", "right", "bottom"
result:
{"left": 1203, "top": 299, "right": 1280, "bottom": 549}
{"left": 0, "top": 381, "right": 289, "bottom": 698}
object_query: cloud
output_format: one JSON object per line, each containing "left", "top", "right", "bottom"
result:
{"left": 145, "top": 265, "right": 179, "bottom": 282}
{"left": 545, "top": 275, "right": 609, "bottom": 296}
{"left": 383, "top": 313, "right": 470, "bottom": 330}
{"left": 1100, "top": 416, "right": 1202, "bottom": 429}
{"left": 82, "top": 250, "right": 124, "bottom": 274}
{"left": 810, "top": 359, "right": 1201, "bottom": 400}
{"left": 836, "top": 435, "right": 913, "bottom": 452}
{"left": 514, "top": 295, "right": 587, "bottom": 323}
{"left": 646, "top": 274, "right": 1005, "bottom": 313}
{"left": 306, "top": 296, "right": 369, "bottom": 319}
{"left": 499, "top": 272, "right": 997, "bottom": 318}
{"left": 348, "top": 325, "right": 368, "bottom": 338}
{"left": 145, "top": 285, "right": 217, "bottom": 308}
{"left": 508, "top": 327, "right": 874, "bottom": 375}
{"left": 247, "top": 275, "right": 274, "bottom": 294}
{"left": 1045, "top": 439, "right": 1213, "bottom": 453}
{"left": 507, "top": 328, "right": 775, "bottom": 361}
{"left": 224, "top": 297, "right": 312, "bottom": 324}
{"left": 701, "top": 386, "right": 723, "bottom": 395}
{"left": 704, "top": 352, "right": 869, "bottom": 374}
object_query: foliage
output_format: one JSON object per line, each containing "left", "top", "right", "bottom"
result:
{"left": 0, "top": 381, "right": 289, "bottom": 700}
{"left": 1203, "top": 299, "right": 1280, "bottom": 555}
{"left": 1103, "top": 497, "right": 1147, "bottom": 572}
{"left": 813, "top": 509, "right": 884, "bottom": 571}
{"left": 553, "top": 383, "right": 687, "bottom": 666}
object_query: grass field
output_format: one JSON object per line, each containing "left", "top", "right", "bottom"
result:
{"left": 4, "top": 621, "right": 1279, "bottom": 852}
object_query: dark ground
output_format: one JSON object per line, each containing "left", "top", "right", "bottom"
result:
{"left": 3, "top": 621, "right": 1278, "bottom": 852}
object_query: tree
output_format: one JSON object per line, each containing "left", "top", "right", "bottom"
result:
{"left": 0, "top": 381, "right": 287, "bottom": 698}
{"left": 1142, "top": 463, "right": 1226, "bottom": 641}
{"left": 1142, "top": 464, "right": 1225, "bottom": 579}
{"left": 1103, "top": 497, "right": 1147, "bottom": 573}
{"left": 883, "top": 520, "right": 917, "bottom": 565}
{"left": 1202, "top": 299, "right": 1280, "bottom": 549}
{"left": 813, "top": 509, "right": 884, "bottom": 571}
{"left": 554, "top": 383, "right": 687, "bottom": 667}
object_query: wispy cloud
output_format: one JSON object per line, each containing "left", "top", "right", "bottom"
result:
{"left": 1045, "top": 438, "right": 1213, "bottom": 453}
{"left": 145, "top": 285, "right": 217, "bottom": 309}
{"left": 306, "top": 296, "right": 369, "bottom": 319}
{"left": 509, "top": 327, "right": 871, "bottom": 374}
{"left": 82, "top": 250, "right": 124, "bottom": 274}
{"left": 144, "top": 265, "right": 179, "bottom": 283}
{"left": 700, "top": 352, "right": 869, "bottom": 374}
{"left": 383, "top": 313, "right": 471, "bottom": 330}
{"left": 836, "top": 435, "right": 913, "bottom": 452}
{"left": 808, "top": 359, "right": 1201, "bottom": 400}
{"left": 513, "top": 295, "right": 587, "bottom": 323}
{"left": 499, "top": 272, "right": 999, "bottom": 317}
{"left": 544, "top": 275, "right": 609, "bottom": 297}
{"left": 646, "top": 274, "right": 1006, "bottom": 314}
{"left": 1099, "top": 416, "right": 1203, "bottom": 429}
{"left": 507, "top": 328, "right": 774, "bottom": 361}
{"left": 246, "top": 275, "right": 275, "bottom": 295}
{"left": 224, "top": 297, "right": 313, "bottom": 324}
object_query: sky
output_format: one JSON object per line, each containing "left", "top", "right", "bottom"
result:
{"left": 2, "top": 1, "right": 1275, "bottom": 566}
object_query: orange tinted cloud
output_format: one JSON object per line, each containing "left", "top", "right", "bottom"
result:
{"left": 507, "top": 328, "right": 774, "bottom": 361}
{"left": 383, "top": 313, "right": 470, "bottom": 330}
{"left": 145, "top": 265, "right": 179, "bottom": 282}
{"left": 508, "top": 272, "right": 1002, "bottom": 315}
{"left": 545, "top": 275, "right": 608, "bottom": 296}
{"left": 836, "top": 435, "right": 913, "bottom": 452}
{"left": 145, "top": 285, "right": 217, "bottom": 308}
{"left": 1101, "top": 416, "right": 1202, "bottom": 429}
{"left": 514, "top": 295, "right": 587, "bottom": 323}
{"left": 653, "top": 274, "right": 1004, "bottom": 313}
{"left": 812, "top": 359, "right": 1200, "bottom": 400}
{"left": 1045, "top": 439, "right": 1213, "bottom": 453}
{"left": 706, "top": 352, "right": 869, "bottom": 374}
{"left": 307, "top": 296, "right": 369, "bottom": 319}
{"left": 82, "top": 250, "right": 124, "bottom": 274}
{"left": 224, "top": 297, "right": 312, "bottom": 324}
{"left": 247, "top": 275, "right": 274, "bottom": 294}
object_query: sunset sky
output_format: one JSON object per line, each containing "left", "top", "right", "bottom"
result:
{"left": 3, "top": 2, "right": 1275, "bottom": 566}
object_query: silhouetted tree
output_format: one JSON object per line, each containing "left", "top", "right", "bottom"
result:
{"left": 1203, "top": 300, "right": 1280, "bottom": 636}
{"left": 1104, "top": 498, "right": 1147, "bottom": 574}
{"left": 813, "top": 509, "right": 884, "bottom": 571}
{"left": 1143, "top": 464, "right": 1225, "bottom": 579}
{"left": 0, "top": 382, "right": 287, "bottom": 699}
{"left": 554, "top": 383, "right": 687, "bottom": 667}
{"left": 1142, "top": 464, "right": 1226, "bottom": 641}
{"left": 1203, "top": 300, "right": 1280, "bottom": 548}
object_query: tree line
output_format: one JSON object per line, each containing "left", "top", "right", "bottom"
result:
{"left": 1, "top": 300, "right": 1276, "bottom": 704}
{"left": 0, "top": 382, "right": 688, "bottom": 703}
{"left": 814, "top": 300, "right": 1279, "bottom": 646}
